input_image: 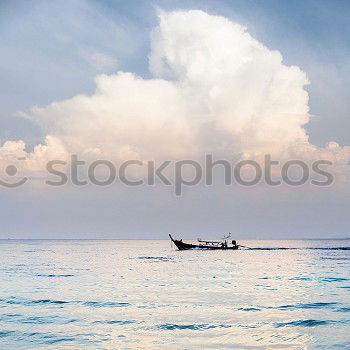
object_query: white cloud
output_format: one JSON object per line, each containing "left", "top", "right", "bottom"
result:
{"left": 1, "top": 10, "right": 349, "bottom": 175}
{"left": 0, "top": 136, "right": 67, "bottom": 175}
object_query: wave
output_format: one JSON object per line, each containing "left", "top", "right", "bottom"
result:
{"left": 337, "top": 307, "right": 350, "bottom": 312}
{"left": 0, "top": 313, "right": 78, "bottom": 325}
{"left": 289, "top": 276, "right": 313, "bottom": 281}
{"left": 0, "top": 328, "right": 106, "bottom": 345}
{"left": 276, "top": 302, "right": 338, "bottom": 310}
{"left": 83, "top": 301, "right": 130, "bottom": 308}
{"left": 36, "top": 274, "right": 75, "bottom": 278}
{"left": 0, "top": 297, "right": 68, "bottom": 306}
{"left": 0, "top": 330, "right": 15, "bottom": 338}
{"left": 322, "top": 277, "right": 349, "bottom": 282}
{"left": 275, "top": 319, "right": 331, "bottom": 328}
{"left": 237, "top": 302, "right": 350, "bottom": 313}
{"left": 23, "top": 249, "right": 54, "bottom": 253}
{"left": 136, "top": 256, "right": 174, "bottom": 262}
{"left": 237, "top": 307, "right": 261, "bottom": 312}
{"left": 0, "top": 297, "right": 130, "bottom": 308}
{"left": 236, "top": 302, "right": 350, "bottom": 313}
{"left": 157, "top": 323, "right": 231, "bottom": 331}
{"left": 21, "top": 332, "right": 77, "bottom": 345}
{"left": 93, "top": 319, "right": 138, "bottom": 325}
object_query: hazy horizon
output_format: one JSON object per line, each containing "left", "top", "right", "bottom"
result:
{"left": 1, "top": 0, "right": 350, "bottom": 239}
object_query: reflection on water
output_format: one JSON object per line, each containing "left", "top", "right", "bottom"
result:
{"left": 0, "top": 239, "right": 349, "bottom": 349}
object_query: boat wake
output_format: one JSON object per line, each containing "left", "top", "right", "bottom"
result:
{"left": 244, "top": 247, "right": 350, "bottom": 251}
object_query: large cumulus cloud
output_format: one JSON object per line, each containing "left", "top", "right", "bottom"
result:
{"left": 1, "top": 10, "right": 349, "bottom": 175}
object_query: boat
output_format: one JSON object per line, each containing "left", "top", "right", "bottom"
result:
{"left": 169, "top": 234, "right": 240, "bottom": 250}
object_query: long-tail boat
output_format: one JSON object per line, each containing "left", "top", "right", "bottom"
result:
{"left": 169, "top": 233, "right": 240, "bottom": 250}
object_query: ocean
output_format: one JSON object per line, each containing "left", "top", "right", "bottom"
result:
{"left": 0, "top": 239, "right": 349, "bottom": 349}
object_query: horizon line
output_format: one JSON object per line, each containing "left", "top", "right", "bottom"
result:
{"left": 0, "top": 237, "right": 349, "bottom": 241}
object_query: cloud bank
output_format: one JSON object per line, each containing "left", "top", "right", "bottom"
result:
{"left": 1, "top": 10, "right": 349, "bottom": 176}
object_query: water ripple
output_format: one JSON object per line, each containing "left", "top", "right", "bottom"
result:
{"left": 136, "top": 256, "right": 174, "bottom": 262}
{"left": 93, "top": 320, "right": 139, "bottom": 325}
{"left": 0, "top": 297, "right": 69, "bottom": 306}
{"left": 275, "top": 319, "right": 331, "bottom": 328}
{"left": 322, "top": 277, "right": 349, "bottom": 282}
{"left": 157, "top": 323, "right": 231, "bottom": 330}
{"left": 36, "top": 274, "right": 75, "bottom": 278}
{"left": 0, "top": 330, "right": 15, "bottom": 338}
{"left": 238, "top": 307, "right": 261, "bottom": 312}
{"left": 83, "top": 301, "right": 130, "bottom": 308}
{"left": 276, "top": 302, "right": 338, "bottom": 310}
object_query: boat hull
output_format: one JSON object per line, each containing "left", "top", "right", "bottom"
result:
{"left": 169, "top": 234, "right": 239, "bottom": 250}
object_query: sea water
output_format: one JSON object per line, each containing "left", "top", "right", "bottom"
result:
{"left": 0, "top": 239, "right": 349, "bottom": 349}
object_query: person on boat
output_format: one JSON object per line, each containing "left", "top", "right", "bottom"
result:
{"left": 232, "top": 240, "right": 238, "bottom": 248}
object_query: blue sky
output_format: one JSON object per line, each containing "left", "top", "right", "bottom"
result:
{"left": 0, "top": 0, "right": 350, "bottom": 238}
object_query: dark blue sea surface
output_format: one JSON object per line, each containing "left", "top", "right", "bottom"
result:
{"left": 0, "top": 239, "right": 349, "bottom": 349}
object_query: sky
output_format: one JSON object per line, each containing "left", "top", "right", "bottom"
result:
{"left": 0, "top": 0, "right": 350, "bottom": 239}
